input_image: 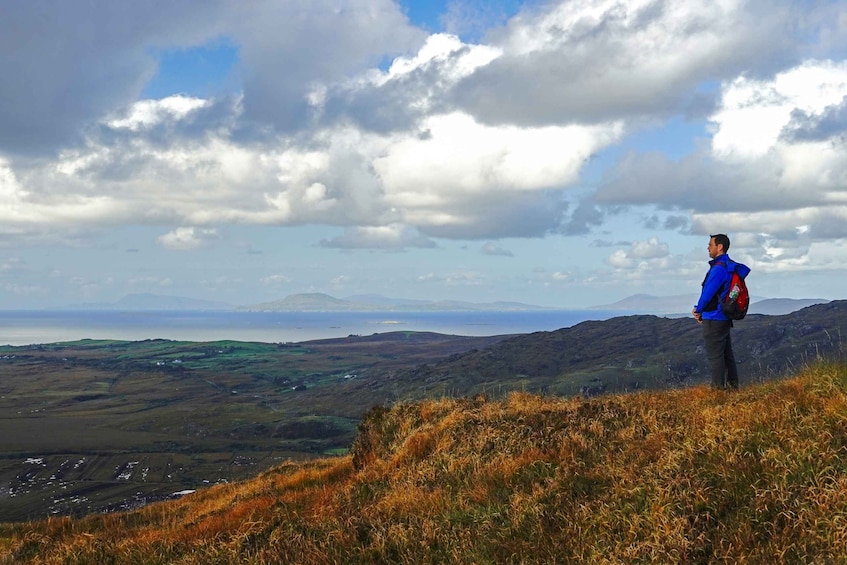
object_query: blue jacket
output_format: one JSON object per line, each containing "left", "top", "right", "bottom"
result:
{"left": 695, "top": 254, "right": 751, "bottom": 321}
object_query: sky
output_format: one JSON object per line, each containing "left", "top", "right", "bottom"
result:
{"left": 2, "top": 0, "right": 847, "bottom": 309}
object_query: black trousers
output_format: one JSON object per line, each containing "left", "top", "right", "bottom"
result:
{"left": 702, "top": 319, "right": 738, "bottom": 389}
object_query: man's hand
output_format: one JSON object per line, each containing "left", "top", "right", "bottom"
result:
{"left": 692, "top": 308, "right": 702, "bottom": 323}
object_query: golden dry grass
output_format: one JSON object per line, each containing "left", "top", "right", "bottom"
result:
{"left": 3, "top": 361, "right": 847, "bottom": 563}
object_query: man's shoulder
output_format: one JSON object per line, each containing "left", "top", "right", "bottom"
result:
{"left": 709, "top": 255, "right": 730, "bottom": 268}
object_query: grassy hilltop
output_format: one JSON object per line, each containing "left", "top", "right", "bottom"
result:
{"left": 3, "top": 361, "right": 847, "bottom": 563}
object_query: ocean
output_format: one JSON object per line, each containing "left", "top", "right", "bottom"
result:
{"left": 0, "top": 310, "right": 627, "bottom": 347}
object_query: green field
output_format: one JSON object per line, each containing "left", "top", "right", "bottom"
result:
{"left": 0, "top": 334, "right": 507, "bottom": 522}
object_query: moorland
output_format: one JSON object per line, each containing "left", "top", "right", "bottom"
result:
{"left": 1, "top": 301, "right": 845, "bottom": 523}
{"left": 2, "top": 359, "right": 847, "bottom": 562}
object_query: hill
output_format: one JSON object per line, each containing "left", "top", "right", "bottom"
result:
{"left": 749, "top": 297, "right": 830, "bottom": 315}
{"left": 358, "top": 300, "right": 847, "bottom": 399}
{"left": 3, "top": 361, "right": 847, "bottom": 563}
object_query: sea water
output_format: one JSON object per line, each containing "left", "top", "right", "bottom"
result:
{"left": 0, "top": 310, "right": 629, "bottom": 347}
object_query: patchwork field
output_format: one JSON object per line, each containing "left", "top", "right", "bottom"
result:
{"left": 0, "top": 333, "right": 508, "bottom": 521}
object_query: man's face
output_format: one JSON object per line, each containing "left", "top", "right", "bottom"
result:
{"left": 708, "top": 237, "right": 722, "bottom": 258}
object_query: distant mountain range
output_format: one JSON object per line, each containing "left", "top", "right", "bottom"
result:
{"left": 57, "top": 292, "right": 831, "bottom": 315}
{"left": 238, "top": 292, "right": 551, "bottom": 312}
{"left": 591, "top": 294, "right": 830, "bottom": 316}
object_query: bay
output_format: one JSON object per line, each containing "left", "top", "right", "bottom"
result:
{"left": 0, "top": 310, "right": 627, "bottom": 347}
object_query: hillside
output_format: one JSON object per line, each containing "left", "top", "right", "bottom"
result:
{"left": 3, "top": 361, "right": 847, "bottom": 563}
{"left": 357, "top": 300, "right": 847, "bottom": 399}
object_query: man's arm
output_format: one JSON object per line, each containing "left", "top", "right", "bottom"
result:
{"left": 694, "top": 263, "right": 727, "bottom": 317}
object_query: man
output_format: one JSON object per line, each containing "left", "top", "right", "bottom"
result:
{"left": 692, "top": 234, "right": 749, "bottom": 389}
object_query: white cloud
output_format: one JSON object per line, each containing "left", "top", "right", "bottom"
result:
{"left": 157, "top": 227, "right": 219, "bottom": 250}
{"left": 480, "top": 242, "right": 513, "bottom": 256}
{"left": 107, "top": 95, "right": 210, "bottom": 131}
{"left": 3, "top": 0, "right": 827, "bottom": 251}
{"left": 319, "top": 224, "right": 436, "bottom": 249}
{"left": 606, "top": 237, "right": 674, "bottom": 273}
{"left": 1, "top": 282, "right": 45, "bottom": 296}
{"left": 373, "top": 112, "right": 622, "bottom": 236}
{"left": 597, "top": 58, "right": 847, "bottom": 272}
{"left": 453, "top": 0, "right": 803, "bottom": 125}
{"left": 0, "top": 257, "right": 28, "bottom": 277}
{"left": 1, "top": 0, "right": 846, "bottom": 308}
{"left": 630, "top": 237, "right": 669, "bottom": 259}
{"left": 375, "top": 112, "right": 621, "bottom": 197}
{"left": 711, "top": 61, "right": 847, "bottom": 160}
{"left": 261, "top": 274, "right": 293, "bottom": 285}
{"left": 417, "top": 270, "right": 486, "bottom": 286}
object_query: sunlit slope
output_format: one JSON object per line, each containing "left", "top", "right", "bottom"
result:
{"left": 3, "top": 361, "right": 847, "bottom": 563}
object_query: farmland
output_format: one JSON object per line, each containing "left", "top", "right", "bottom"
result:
{"left": 0, "top": 333, "right": 508, "bottom": 521}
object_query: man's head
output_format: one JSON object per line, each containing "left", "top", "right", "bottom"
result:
{"left": 708, "top": 233, "right": 730, "bottom": 258}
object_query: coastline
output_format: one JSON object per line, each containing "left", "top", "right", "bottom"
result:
{"left": 0, "top": 309, "right": 629, "bottom": 347}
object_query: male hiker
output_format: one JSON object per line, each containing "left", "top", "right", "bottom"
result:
{"left": 692, "top": 233, "right": 750, "bottom": 389}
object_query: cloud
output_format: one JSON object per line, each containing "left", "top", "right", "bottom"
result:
{"left": 782, "top": 96, "right": 847, "bottom": 143}
{"left": 605, "top": 237, "right": 671, "bottom": 271}
{"left": 0, "top": 0, "right": 233, "bottom": 155}
{"left": 595, "top": 59, "right": 847, "bottom": 264}
{"left": 128, "top": 276, "right": 173, "bottom": 288}
{"left": 261, "top": 274, "right": 293, "bottom": 286}
{"left": 157, "top": 227, "right": 219, "bottom": 250}
{"left": 450, "top": 0, "right": 804, "bottom": 127}
{"left": 417, "top": 270, "right": 485, "bottom": 286}
{"left": 480, "top": 242, "right": 513, "bottom": 256}
{"left": 0, "top": 257, "right": 29, "bottom": 278}
{"left": 229, "top": 0, "right": 425, "bottom": 133}
{"left": 373, "top": 112, "right": 622, "bottom": 237}
{"left": 1, "top": 282, "right": 47, "bottom": 297}
{"left": 318, "top": 33, "right": 502, "bottom": 133}
{"left": 1, "top": 0, "right": 845, "bottom": 261}
{"left": 319, "top": 225, "right": 436, "bottom": 249}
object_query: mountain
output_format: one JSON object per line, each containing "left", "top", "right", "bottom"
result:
{"left": 591, "top": 293, "right": 700, "bottom": 314}
{"left": 4, "top": 361, "right": 847, "bottom": 562}
{"left": 240, "top": 293, "right": 551, "bottom": 312}
{"left": 243, "top": 292, "right": 361, "bottom": 311}
{"left": 343, "top": 294, "right": 431, "bottom": 308}
{"left": 748, "top": 297, "right": 830, "bottom": 315}
{"left": 65, "top": 293, "right": 233, "bottom": 310}
{"left": 593, "top": 293, "right": 829, "bottom": 316}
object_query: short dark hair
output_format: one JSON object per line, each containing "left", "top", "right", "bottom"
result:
{"left": 710, "top": 233, "right": 731, "bottom": 252}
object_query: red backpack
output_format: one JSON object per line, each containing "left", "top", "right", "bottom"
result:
{"left": 718, "top": 262, "right": 750, "bottom": 320}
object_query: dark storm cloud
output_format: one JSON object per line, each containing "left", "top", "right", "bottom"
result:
{"left": 0, "top": 0, "right": 231, "bottom": 156}
{"left": 231, "top": 0, "right": 425, "bottom": 134}
{"left": 782, "top": 96, "right": 847, "bottom": 142}
{"left": 417, "top": 189, "right": 570, "bottom": 239}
